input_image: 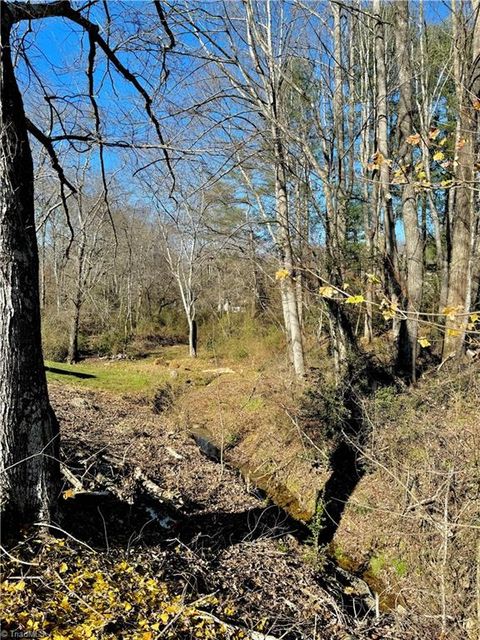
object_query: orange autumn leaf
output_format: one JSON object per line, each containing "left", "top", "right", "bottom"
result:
{"left": 406, "top": 133, "right": 421, "bottom": 145}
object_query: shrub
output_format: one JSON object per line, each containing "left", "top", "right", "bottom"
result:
{"left": 42, "top": 315, "right": 70, "bottom": 361}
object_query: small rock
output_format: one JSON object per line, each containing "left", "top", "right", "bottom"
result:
{"left": 70, "top": 397, "right": 91, "bottom": 409}
{"left": 165, "top": 446, "right": 183, "bottom": 460}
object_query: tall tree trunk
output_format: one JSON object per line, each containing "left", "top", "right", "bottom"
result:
{"left": 40, "top": 223, "right": 47, "bottom": 310}
{"left": 443, "top": 0, "right": 480, "bottom": 356}
{"left": 332, "top": 0, "right": 347, "bottom": 262}
{"left": 373, "top": 0, "right": 401, "bottom": 339}
{"left": 395, "top": 0, "right": 423, "bottom": 381}
{"left": 0, "top": 12, "right": 59, "bottom": 529}
{"left": 360, "top": 15, "right": 377, "bottom": 344}
{"left": 274, "top": 140, "right": 305, "bottom": 378}
{"left": 294, "top": 167, "right": 308, "bottom": 329}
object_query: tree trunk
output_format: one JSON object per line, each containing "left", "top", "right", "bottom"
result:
{"left": 274, "top": 142, "right": 305, "bottom": 378}
{"left": 373, "top": 0, "right": 401, "bottom": 339}
{"left": 395, "top": 0, "right": 423, "bottom": 382}
{"left": 331, "top": 0, "right": 347, "bottom": 264}
{"left": 443, "top": 0, "right": 480, "bottom": 356}
{"left": 0, "top": 12, "right": 59, "bottom": 529}
{"left": 67, "top": 238, "right": 85, "bottom": 364}
{"left": 360, "top": 20, "right": 377, "bottom": 345}
{"left": 188, "top": 318, "right": 197, "bottom": 358}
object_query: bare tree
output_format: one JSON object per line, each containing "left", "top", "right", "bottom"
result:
{"left": 66, "top": 180, "right": 110, "bottom": 364}
{"left": 185, "top": 0, "right": 306, "bottom": 376}
{"left": 0, "top": 0, "right": 173, "bottom": 526}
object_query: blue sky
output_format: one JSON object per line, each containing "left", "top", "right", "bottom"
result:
{"left": 12, "top": 0, "right": 459, "bottom": 235}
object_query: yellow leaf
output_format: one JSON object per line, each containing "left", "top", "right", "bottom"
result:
{"left": 406, "top": 133, "right": 421, "bottom": 145}
{"left": 26, "top": 620, "right": 39, "bottom": 631}
{"left": 59, "top": 562, "right": 68, "bottom": 574}
{"left": 433, "top": 151, "right": 444, "bottom": 161}
{"left": 319, "top": 285, "right": 334, "bottom": 298}
{"left": 224, "top": 605, "right": 236, "bottom": 616}
{"left": 447, "top": 328, "right": 460, "bottom": 337}
{"left": 417, "top": 337, "right": 431, "bottom": 348}
{"left": 440, "top": 179, "right": 453, "bottom": 188}
{"left": 345, "top": 295, "right": 365, "bottom": 305}
{"left": 392, "top": 168, "right": 407, "bottom": 184}
{"left": 469, "top": 312, "right": 479, "bottom": 323}
{"left": 275, "top": 269, "right": 290, "bottom": 281}
{"left": 382, "top": 303, "right": 398, "bottom": 320}
{"left": 439, "top": 137, "right": 448, "bottom": 146}
{"left": 142, "top": 634, "right": 153, "bottom": 640}
{"left": 442, "top": 305, "right": 462, "bottom": 319}
{"left": 124, "top": 602, "right": 133, "bottom": 612}
{"left": 160, "top": 612, "right": 169, "bottom": 624}
{"left": 63, "top": 488, "right": 75, "bottom": 500}
{"left": 365, "top": 272, "right": 380, "bottom": 284}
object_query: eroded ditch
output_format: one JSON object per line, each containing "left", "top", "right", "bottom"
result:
{"left": 189, "top": 425, "right": 399, "bottom": 616}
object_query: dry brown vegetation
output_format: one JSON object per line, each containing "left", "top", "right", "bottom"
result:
{"left": 172, "top": 354, "right": 480, "bottom": 639}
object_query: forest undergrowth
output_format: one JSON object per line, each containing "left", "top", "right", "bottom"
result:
{"left": 2, "top": 336, "right": 478, "bottom": 639}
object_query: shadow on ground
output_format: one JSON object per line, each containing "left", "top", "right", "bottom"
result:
{"left": 60, "top": 490, "right": 308, "bottom": 552}
{"left": 45, "top": 366, "right": 96, "bottom": 379}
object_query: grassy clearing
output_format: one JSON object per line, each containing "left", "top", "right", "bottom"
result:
{"left": 44, "top": 346, "right": 220, "bottom": 396}
{"left": 45, "top": 359, "right": 165, "bottom": 394}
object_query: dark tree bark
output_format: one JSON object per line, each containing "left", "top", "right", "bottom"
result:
{"left": 189, "top": 319, "right": 198, "bottom": 358}
{"left": 0, "top": 7, "right": 59, "bottom": 529}
{"left": 395, "top": 0, "right": 423, "bottom": 382}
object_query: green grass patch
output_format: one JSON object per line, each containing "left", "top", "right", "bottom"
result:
{"left": 45, "top": 359, "right": 167, "bottom": 395}
{"left": 243, "top": 396, "right": 265, "bottom": 412}
{"left": 45, "top": 345, "right": 228, "bottom": 396}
